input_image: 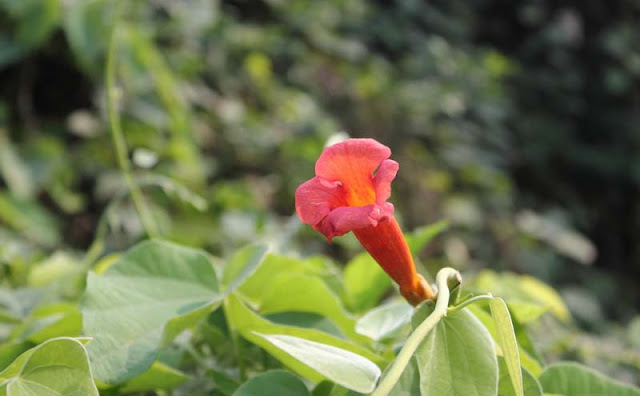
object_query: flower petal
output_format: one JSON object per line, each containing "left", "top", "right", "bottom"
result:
{"left": 295, "top": 177, "right": 346, "bottom": 226}
{"left": 315, "top": 139, "right": 391, "bottom": 206}
{"left": 374, "top": 159, "right": 399, "bottom": 205}
{"left": 316, "top": 202, "right": 394, "bottom": 241}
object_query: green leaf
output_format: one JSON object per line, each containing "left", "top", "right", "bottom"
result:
{"left": 0, "top": 337, "right": 98, "bottom": 396}
{"left": 233, "top": 370, "right": 310, "bottom": 396}
{"left": 507, "top": 302, "right": 548, "bottom": 324}
{"left": 473, "top": 271, "right": 570, "bottom": 322}
{"left": 490, "top": 298, "right": 523, "bottom": 396}
{"left": 498, "top": 358, "right": 542, "bottom": 396}
{"left": 81, "top": 239, "right": 222, "bottom": 384}
{"left": 265, "top": 312, "right": 343, "bottom": 338}
{"left": 415, "top": 308, "right": 498, "bottom": 396}
{"left": 120, "top": 362, "right": 189, "bottom": 393}
{"left": 222, "top": 244, "right": 269, "bottom": 292}
{"left": 224, "top": 295, "right": 384, "bottom": 383}
{"left": 355, "top": 300, "right": 412, "bottom": 341}
{"left": 0, "top": 342, "right": 29, "bottom": 372}
{"left": 388, "top": 356, "right": 421, "bottom": 396}
{"left": 20, "top": 303, "right": 82, "bottom": 344}
{"left": 539, "top": 362, "right": 640, "bottom": 396}
{"left": 406, "top": 220, "right": 448, "bottom": 255}
{"left": 238, "top": 254, "right": 333, "bottom": 301}
{"left": 256, "top": 333, "right": 381, "bottom": 394}
{"left": 257, "top": 272, "right": 360, "bottom": 340}
{"left": 343, "top": 253, "right": 392, "bottom": 312}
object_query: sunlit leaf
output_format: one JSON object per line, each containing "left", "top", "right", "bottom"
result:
{"left": 256, "top": 333, "right": 381, "bottom": 394}
{"left": 224, "top": 294, "right": 384, "bottom": 384}
{"left": 490, "top": 298, "right": 523, "bottom": 396}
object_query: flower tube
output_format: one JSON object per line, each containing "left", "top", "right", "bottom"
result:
{"left": 295, "top": 138, "right": 434, "bottom": 305}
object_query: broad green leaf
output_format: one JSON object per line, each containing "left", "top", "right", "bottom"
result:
{"left": 257, "top": 333, "right": 381, "bottom": 394}
{"left": 222, "top": 244, "right": 268, "bottom": 292}
{"left": 120, "top": 362, "right": 189, "bottom": 393}
{"left": 539, "top": 362, "right": 640, "bottom": 396}
{"left": 343, "top": 253, "right": 392, "bottom": 312}
{"left": 490, "top": 298, "right": 523, "bottom": 396}
{"left": 81, "top": 239, "right": 222, "bottom": 384}
{"left": 257, "top": 272, "right": 360, "bottom": 340}
{"left": 233, "top": 370, "right": 310, "bottom": 396}
{"left": 498, "top": 358, "right": 542, "bottom": 396}
{"left": 474, "top": 271, "right": 570, "bottom": 322}
{"left": 0, "top": 337, "right": 98, "bottom": 396}
{"left": 239, "top": 254, "right": 333, "bottom": 300}
{"left": 406, "top": 220, "right": 448, "bottom": 255}
{"left": 415, "top": 308, "right": 498, "bottom": 396}
{"left": 224, "top": 295, "right": 384, "bottom": 384}
{"left": 355, "top": 300, "right": 412, "bottom": 341}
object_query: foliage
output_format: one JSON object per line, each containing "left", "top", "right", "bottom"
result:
{"left": 0, "top": 0, "right": 639, "bottom": 395}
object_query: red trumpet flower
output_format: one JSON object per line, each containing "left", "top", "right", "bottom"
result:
{"left": 295, "top": 138, "right": 434, "bottom": 305}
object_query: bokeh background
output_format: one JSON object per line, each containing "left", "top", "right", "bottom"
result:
{"left": 1, "top": 0, "right": 639, "bottom": 385}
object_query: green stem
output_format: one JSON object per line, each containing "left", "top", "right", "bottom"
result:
{"left": 106, "top": 0, "right": 159, "bottom": 238}
{"left": 446, "top": 294, "right": 494, "bottom": 315}
{"left": 223, "top": 299, "right": 246, "bottom": 381}
{"left": 370, "top": 267, "right": 461, "bottom": 396}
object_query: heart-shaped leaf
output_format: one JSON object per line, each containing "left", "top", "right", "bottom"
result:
{"left": 0, "top": 337, "right": 98, "bottom": 396}
{"left": 81, "top": 239, "right": 222, "bottom": 384}
{"left": 415, "top": 308, "right": 498, "bottom": 396}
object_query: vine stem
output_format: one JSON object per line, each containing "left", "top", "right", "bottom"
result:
{"left": 106, "top": 0, "right": 159, "bottom": 238}
{"left": 370, "top": 267, "right": 461, "bottom": 396}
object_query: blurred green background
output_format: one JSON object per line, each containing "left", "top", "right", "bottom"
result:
{"left": 0, "top": 0, "right": 639, "bottom": 385}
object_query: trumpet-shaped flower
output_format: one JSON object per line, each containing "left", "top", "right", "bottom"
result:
{"left": 295, "top": 138, "right": 434, "bottom": 305}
